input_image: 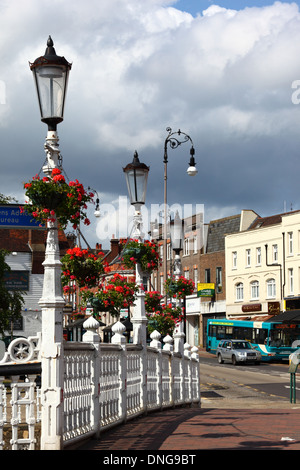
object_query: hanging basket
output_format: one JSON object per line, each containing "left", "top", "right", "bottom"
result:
{"left": 23, "top": 169, "right": 94, "bottom": 228}
{"left": 121, "top": 239, "right": 160, "bottom": 273}
{"left": 165, "top": 276, "right": 195, "bottom": 299}
{"left": 30, "top": 191, "right": 67, "bottom": 211}
{"left": 61, "top": 247, "right": 105, "bottom": 289}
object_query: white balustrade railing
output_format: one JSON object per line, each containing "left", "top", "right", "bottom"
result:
{"left": 0, "top": 320, "right": 200, "bottom": 450}
{"left": 0, "top": 375, "right": 41, "bottom": 450}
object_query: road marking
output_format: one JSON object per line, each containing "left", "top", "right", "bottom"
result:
{"left": 284, "top": 385, "right": 300, "bottom": 391}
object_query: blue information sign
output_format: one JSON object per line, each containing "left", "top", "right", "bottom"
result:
{"left": 0, "top": 205, "right": 44, "bottom": 228}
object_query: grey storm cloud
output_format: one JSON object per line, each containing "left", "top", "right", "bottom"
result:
{"left": 0, "top": 0, "right": 299, "bottom": 247}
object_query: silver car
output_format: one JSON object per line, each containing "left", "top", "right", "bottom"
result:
{"left": 216, "top": 339, "right": 261, "bottom": 365}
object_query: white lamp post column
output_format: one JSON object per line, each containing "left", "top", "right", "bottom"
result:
{"left": 30, "top": 37, "right": 71, "bottom": 450}
{"left": 123, "top": 152, "right": 149, "bottom": 346}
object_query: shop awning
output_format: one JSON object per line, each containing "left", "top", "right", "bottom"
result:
{"left": 265, "top": 310, "right": 300, "bottom": 323}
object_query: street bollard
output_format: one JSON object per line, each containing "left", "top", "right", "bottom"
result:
{"left": 289, "top": 351, "right": 300, "bottom": 403}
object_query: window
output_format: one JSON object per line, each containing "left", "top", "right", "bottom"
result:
{"left": 267, "top": 278, "right": 276, "bottom": 298}
{"left": 250, "top": 280, "right": 259, "bottom": 300}
{"left": 216, "top": 267, "right": 222, "bottom": 293}
{"left": 236, "top": 282, "right": 244, "bottom": 301}
{"left": 272, "top": 244, "right": 278, "bottom": 262}
{"left": 288, "top": 232, "right": 293, "bottom": 255}
{"left": 246, "top": 249, "right": 251, "bottom": 267}
{"left": 160, "top": 275, "right": 164, "bottom": 293}
{"left": 184, "top": 238, "right": 189, "bottom": 256}
{"left": 256, "top": 247, "right": 261, "bottom": 265}
{"left": 193, "top": 236, "right": 197, "bottom": 253}
{"left": 232, "top": 251, "right": 237, "bottom": 269}
{"left": 167, "top": 242, "right": 171, "bottom": 260}
{"left": 205, "top": 269, "right": 211, "bottom": 283}
{"left": 194, "top": 267, "right": 198, "bottom": 286}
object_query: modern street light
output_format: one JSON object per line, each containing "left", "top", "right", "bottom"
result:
{"left": 163, "top": 127, "right": 197, "bottom": 295}
{"left": 123, "top": 152, "right": 150, "bottom": 346}
{"left": 30, "top": 36, "right": 71, "bottom": 450}
{"left": 88, "top": 187, "right": 101, "bottom": 218}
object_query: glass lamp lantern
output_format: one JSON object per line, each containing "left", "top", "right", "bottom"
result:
{"left": 30, "top": 36, "right": 72, "bottom": 130}
{"left": 123, "top": 151, "right": 150, "bottom": 206}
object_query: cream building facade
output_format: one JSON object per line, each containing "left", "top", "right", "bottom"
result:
{"left": 225, "top": 210, "right": 300, "bottom": 319}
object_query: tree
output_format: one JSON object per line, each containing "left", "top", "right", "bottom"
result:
{"left": 0, "top": 249, "right": 25, "bottom": 339}
{"left": 0, "top": 194, "right": 17, "bottom": 204}
{"left": 8, "top": 290, "right": 26, "bottom": 342}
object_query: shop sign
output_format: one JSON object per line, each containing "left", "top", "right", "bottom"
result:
{"left": 4, "top": 270, "right": 29, "bottom": 291}
{"left": 242, "top": 303, "right": 262, "bottom": 313}
{"left": 197, "top": 283, "right": 215, "bottom": 297}
{"left": 268, "top": 301, "right": 280, "bottom": 315}
{"left": 0, "top": 205, "right": 43, "bottom": 228}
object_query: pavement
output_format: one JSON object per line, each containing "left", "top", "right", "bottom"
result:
{"left": 74, "top": 349, "right": 300, "bottom": 453}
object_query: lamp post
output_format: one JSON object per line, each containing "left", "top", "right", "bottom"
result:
{"left": 170, "top": 210, "right": 187, "bottom": 339}
{"left": 30, "top": 36, "right": 71, "bottom": 450}
{"left": 123, "top": 152, "right": 149, "bottom": 346}
{"left": 163, "top": 127, "right": 197, "bottom": 296}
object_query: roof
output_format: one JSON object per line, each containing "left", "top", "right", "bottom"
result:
{"left": 0, "top": 227, "right": 69, "bottom": 252}
{"left": 206, "top": 214, "right": 241, "bottom": 253}
{"left": 249, "top": 210, "right": 300, "bottom": 230}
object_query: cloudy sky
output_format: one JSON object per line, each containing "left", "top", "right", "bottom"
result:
{"left": 1, "top": 0, "right": 300, "bottom": 248}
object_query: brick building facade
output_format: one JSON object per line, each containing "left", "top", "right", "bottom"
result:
{"left": 151, "top": 210, "right": 258, "bottom": 347}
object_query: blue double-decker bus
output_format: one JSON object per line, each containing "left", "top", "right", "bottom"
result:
{"left": 206, "top": 318, "right": 300, "bottom": 361}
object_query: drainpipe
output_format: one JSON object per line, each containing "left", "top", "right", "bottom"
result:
{"left": 282, "top": 232, "right": 286, "bottom": 310}
{"left": 265, "top": 244, "right": 283, "bottom": 304}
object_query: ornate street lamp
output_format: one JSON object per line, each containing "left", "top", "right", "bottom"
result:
{"left": 123, "top": 151, "right": 149, "bottom": 206}
{"left": 30, "top": 36, "right": 71, "bottom": 131}
{"left": 29, "top": 37, "right": 71, "bottom": 450}
{"left": 123, "top": 152, "right": 150, "bottom": 347}
{"left": 123, "top": 151, "right": 149, "bottom": 240}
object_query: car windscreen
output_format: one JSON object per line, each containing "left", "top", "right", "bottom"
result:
{"left": 232, "top": 342, "right": 251, "bottom": 349}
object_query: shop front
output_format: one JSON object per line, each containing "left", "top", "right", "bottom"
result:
{"left": 186, "top": 295, "right": 226, "bottom": 348}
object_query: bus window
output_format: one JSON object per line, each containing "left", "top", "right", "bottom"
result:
{"left": 253, "top": 328, "right": 268, "bottom": 345}
{"left": 216, "top": 326, "right": 226, "bottom": 339}
{"left": 270, "top": 326, "right": 300, "bottom": 347}
{"left": 209, "top": 325, "right": 217, "bottom": 338}
{"left": 216, "top": 326, "right": 233, "bottom": 340}
{"left": 233, "top": 327, "right": 252, "bottom": 341}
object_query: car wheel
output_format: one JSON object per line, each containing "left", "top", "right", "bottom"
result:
{"left": 217, "top": 353, "right": 224, "bottom": 364}
{"left": 232, "top": 355, "right": 237, "bottom": 365}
